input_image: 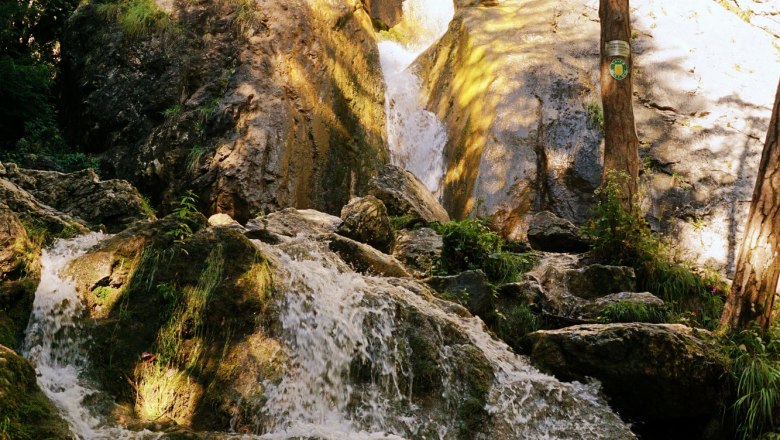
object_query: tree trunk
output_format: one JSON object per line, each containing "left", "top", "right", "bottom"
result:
{"left": 599, "top": 0, "right": 639, "bottom": 200}
{"left": 720, "top": 79, "right": 780, "bottom": 333}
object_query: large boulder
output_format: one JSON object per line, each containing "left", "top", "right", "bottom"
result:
{"left": 575, "top": 292, "right": 666, "bottom": 321}
{"left": 564, "top": 264, "right": 636, "bottom": 299}
{"left": 418, "top": 0, "right": 780, "bottom": 277}
{"left": 4, "top": 164, "right": 153, "bottom": 232}
{"left": 62, "top": 0, "right": 388, "bottom": 221}
{"left": 368, "top": 164, "right": 450, "bottom": 224}
{"left": 391, "top": 227, "right": 442, "bottom": 278}
{"left": 528, "top": 323, "right": 729, "bottom": 438}
{"left": 338, "top": 196, "right": 394, "bottom": 253}
{"left": 526, "top": 211, "right": 588, "bottom": 253}
{"left": 0, "top": 345, "right": 71, "bottom": 439}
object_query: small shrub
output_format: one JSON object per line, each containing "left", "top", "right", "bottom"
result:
{"left": 724, "top": 325, "right": 780, "bottom": 439}
{"left": 166, "top": 190, "right": 200, "bottom": 243}
{"left": 434, "top": 218, "right": 537, "bottom": 284}
{"left": 597, "top": 301, "right": 669, "bottom": 324}
{"left": 162, "top": 104, "right": 182, "bottom": 118}
{"left": 98, "top": 0, "right": 173, "bottom": 37}
{"left": 494, "top": 304, "right": 540, "bottom": 345}
{"left": 586, "top": 101, "right": 604, "bottom": 133}
{"left": 582, "top": 171, "right": 725, "bottom": 328}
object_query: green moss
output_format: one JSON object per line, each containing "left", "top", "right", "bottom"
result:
{"left": 450, "top": 345, "right": 493, "bottom": 439}
{"left": 0, "top": 346, "right": 71, "bottom": 440}
{"left": 389, "top": 215, "right": 423, "bottom": 231}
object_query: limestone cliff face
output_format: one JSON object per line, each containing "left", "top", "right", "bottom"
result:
{"left": 418, "top": 0, "right": 603, "bottom": 240}
{"left": 62, "top": 0, "right": 387, "bottom": 222}
{"left": 419, "top": 0, "right": 780, "bottom": 273}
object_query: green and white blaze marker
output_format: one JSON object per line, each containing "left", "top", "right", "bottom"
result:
{"left": 609, "top": 58, "right": 628, "bottom": 80}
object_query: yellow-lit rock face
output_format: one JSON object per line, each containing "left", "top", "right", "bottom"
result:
{"left": 209, "top": 0, "right": 388, "bottom": 221}
{"left": 418, "top": 0, "right": 779, "bottom": 274}
{"left": 418, "top": 0, "right": 602, "bottom": 239}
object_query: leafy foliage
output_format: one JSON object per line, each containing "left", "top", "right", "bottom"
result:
{"left": 494, "top": 304, "right": 541, "bottom": 345}
{"left": 724, "top": 325, "right": 780, "bottom": 439}
{"left": 97, "top": 0, "right": 172, "bottom": 37}
{"left": 435, "top": 218, "right": 537, "bottom": 284}
{"left": 582, "top": 171, "right": 726, "bottom": 329}
{"left": 597, "top": 301, "right": 669, "bottom": 324}
{"left": 166, "top": 190, "right": 201, "bottom": 243}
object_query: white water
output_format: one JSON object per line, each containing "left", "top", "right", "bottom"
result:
{"left": 378, "top": 0, "right": 454, "bottom": 196}
{"left": 256, "top": 237, "right": 636, "bottom": 439}
{"left": 22, "top": 234, "right": 159, "bottom": 440}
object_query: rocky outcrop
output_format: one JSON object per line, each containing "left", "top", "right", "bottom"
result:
{"left": 361, "top": 0, "right": 403, "bottom": 28}
{"left": 427, "top": 270, "right": 494, "bottom": 318}
{"left": 4, "top": 164, "right": 152, "bottom": 232}
{"left": 0, "top": 345, "right": 71, "bottom": 439}
{"left": 0, "top": 164, "right": 88, "bottom": 236}
{"left": 527, "top": 253, "right": 652, "bottom": 322}
{"left": 526, "top": 211, "right": 588, "bottom": 253}
{"left": 528, "top": 323, "right": 729, "bottom": 439}
{"left": 245, "top": 208, "right": 342, "bottom": 243}
{"left": 391, "top": 227, "right": 442, "bottom": 278}
{"left": 419, "top": 0, "right": 779, "bottom": 276}
{"left": 62, "top": 0, "right": 387, "bottom": 221}
{"left": 338, "top": 195, "right": 394, "bottom": 253}
{"left": 368, "top": 164, "right": 450, "bottom": 224}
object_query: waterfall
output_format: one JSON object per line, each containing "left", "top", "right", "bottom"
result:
{"left": 256, "top": 237, "right": 636, "bottom": 439}
{"left": 378, "top": 0, "right": 454, "bottom": 197}
{"left": 22, "top": 234, "right": 157, "bottom": 440}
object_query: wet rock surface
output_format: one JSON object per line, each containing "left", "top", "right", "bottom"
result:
{"left": 391, "top": 227, "right": 442, "bottom": 278}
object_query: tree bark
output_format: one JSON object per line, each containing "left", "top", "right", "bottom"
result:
{"left": 720, "top": 79, "right": 780, "bottom": 333}
{"left": 599, "top": 0, "right": 639, "bottom": 200}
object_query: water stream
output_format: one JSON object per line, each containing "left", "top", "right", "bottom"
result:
{"left": 255, "top": 237, "right": 635, "bottom": 439}
{"left": 22, "top": 233, "right": 158, "bottom": 440}
{"left": 378, "top": 0, "right": 454, "bottom": 197}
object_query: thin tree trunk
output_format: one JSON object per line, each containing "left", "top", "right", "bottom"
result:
{"left": 720, "top": 79, "right": 780, "bottom": 333}
{"left": 600, "top": 0, "right": 639, "bottom": 200}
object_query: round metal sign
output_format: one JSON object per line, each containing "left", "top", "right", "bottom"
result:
{"left": 606, "top": 40, "right": 631, "bottom": 58}
{"left": 609, "top": 58, "right": 629, "bottom": 80}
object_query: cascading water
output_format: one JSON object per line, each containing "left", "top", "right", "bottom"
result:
{"left": 256, "top": 237, "right": 636, "bottom": 439}
{"left": 22, "top": 234, "right": 158, "bottom": 440}
{"left": 378, "top": 0, "right": 454, "bottom": 196}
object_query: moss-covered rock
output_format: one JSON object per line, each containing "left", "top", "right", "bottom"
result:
{"left": 0, "top": 345, "right": 71, "bottom": 440}
{"left": 65, "top": 215, "right": 282, "bottom": 432}
{"left": 0, "top": 211, "right": 41, "bottom": 349}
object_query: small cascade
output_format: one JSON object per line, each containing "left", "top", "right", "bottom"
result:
{"left": 256, "top": 237, "right": 636, "bottom": 439}
{"left": 378, "top": 0, "right": 454, "bottom": 196}
{"left": 22, "top": 234, "right": 157, "bottom": 440}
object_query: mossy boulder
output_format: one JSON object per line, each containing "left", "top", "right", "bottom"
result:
{"left": 0, "top": 211, "right": 40, "bottom": 348}
{"left": 65, "top": 215, "right": 282, "bottom": 432}
{"left": 0, "top": 345, "right": 71, "bottom": 440}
